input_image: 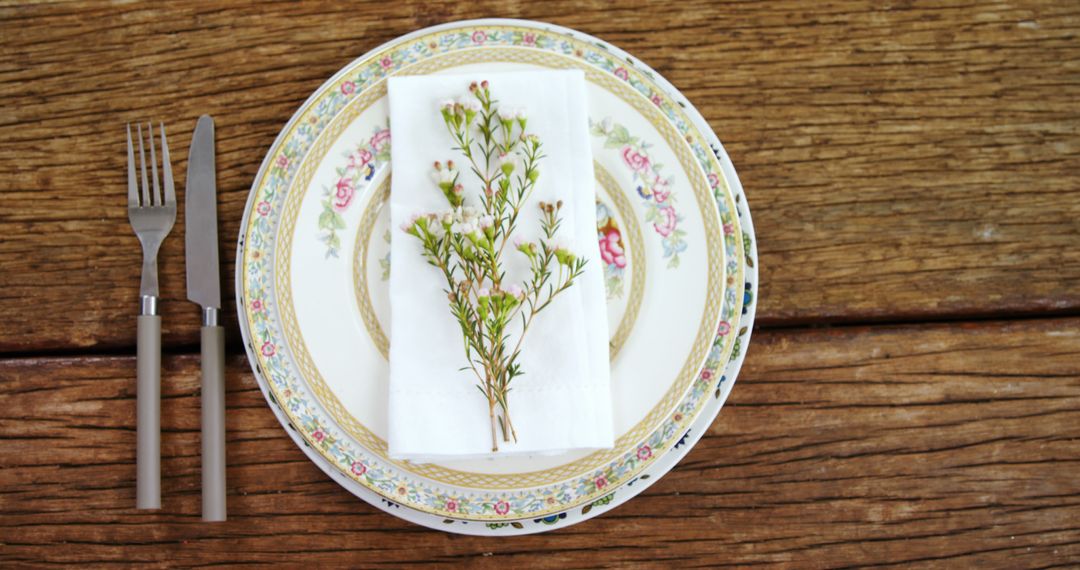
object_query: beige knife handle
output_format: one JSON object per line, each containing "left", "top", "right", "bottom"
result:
{"left": 201, "top": 325, "right": 226, "bottom": 522}
{"left": 136, "top": 314, "right": 161, "bottom": 510}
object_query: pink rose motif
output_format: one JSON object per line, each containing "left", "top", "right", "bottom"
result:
{"left": 598, "top": 229, "right": 626, "bottom": 269}
{"left": 595, "top": 476, "right": 608, "bottom": 490}
{"left": 654, "top": 206, "right": 678, "bottom": 237}
{"left": 724, "top": 222, "right": 734, "bottom": 236}
{"left": 340, "top": 81, "right": 355, "bottom": 95}
{"left": 369, "top": 129, "right": 391, "bottom": 151}
{"left": 701, "top": 369, "right": 713, "bottom": 381}
{"left": 312, "top": 429, "right": 325, "bottom": 442}
{"left": 652, "top": 176, "right": 670, "bottom": 203}
{"left": 522, "top": 32, "right": 536, "bottom": 46}
{"left": 707, "top": 172, "right": 720, "bottom": 189}
{"left": 333, "top": 177, "right": 355, "bottom": 211}
{"left": 621, "top": 146, "right": 650, "bottom": 174}
{"left": 494, "top": 501, "right": 510, "bottom": 515}
{"left": 380, "top": 56, "right": 393, "bottom": 70}
{"left": 277, "top": 155, "right": 289, "bottom": 168}
{"left": 637, "top": 445, "right": 652, "bottom": 461}
{"left": 257, "top": 201, "right": 271, "bottom": 216}
{"left": 445, "top": 500, "right": 458, "bottom": 512}
{"left": 261, "top": 341, "right": 275, "bottom": 357}
{"left": 472, "top": 30, "right": 486, "bottom": 44}
{"left": 351, "top": 461, "right": 366, "bottom": 476}
{"left": 349, "top": 148, "right": 373, "bottom": 170}
{"left": 651, "top": 94, "right": 662, "bottom": 107}
{"left": 717, "top": 321, "right": 731, "bottom": 336}
{"left": 614, "top": 67, "right": 629, "bottom": 81}
{"left": 250, "top": 299, "right": 263, "bottom": 312}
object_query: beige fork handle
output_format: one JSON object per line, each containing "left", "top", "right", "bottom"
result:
{"left": 136, "top": 314, "right": 161, "bottom": 509}
{"left": 201, "top": 325, "right": 226, "bottom": 522}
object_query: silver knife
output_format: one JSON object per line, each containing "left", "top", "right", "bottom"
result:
{"left": 185, "top": 115, "right": 226, "bottom": 522}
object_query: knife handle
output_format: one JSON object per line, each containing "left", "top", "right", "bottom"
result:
{"left": 136, "top": 314, "right": 161, "bottom": 510}
{"left": 201, "top": 324, "right": 227, "bottom": 522}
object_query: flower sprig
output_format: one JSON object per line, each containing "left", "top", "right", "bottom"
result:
{"left": 402, "top": 81, "right": 587, "bottom": 451}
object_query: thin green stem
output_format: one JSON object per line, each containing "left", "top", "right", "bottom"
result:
{"left": 407, "top": 85, "right": 584, "bottom": 447}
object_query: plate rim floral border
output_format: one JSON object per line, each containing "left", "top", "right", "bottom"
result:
{"left": 244, "top": 25, "right": 737, "bottom": 519}
{"left": 236, "top": 18, "right": 758, "bottom": 534}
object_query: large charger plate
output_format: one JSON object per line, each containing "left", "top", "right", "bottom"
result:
{"left": 237, "top": 19, "right": 758, "bottom": 535}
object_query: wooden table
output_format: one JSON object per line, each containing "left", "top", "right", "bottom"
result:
{"left": 2, "top": 1, "right": 1078, "bottom": 567}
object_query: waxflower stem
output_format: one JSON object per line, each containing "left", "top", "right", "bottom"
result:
{"left": 406, "top": 81, "right": 586, "bottom": 451}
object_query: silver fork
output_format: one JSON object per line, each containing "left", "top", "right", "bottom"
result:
{"left": 127, "top": 123, "right": 176, "bottom": 510}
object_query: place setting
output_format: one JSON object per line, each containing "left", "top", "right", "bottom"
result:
{"left": 132, "top": 18, "right": 757, "bottom": 535}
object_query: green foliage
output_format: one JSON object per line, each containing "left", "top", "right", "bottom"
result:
{"left": 401, "top": 82, "right": 586, "bottom": 451}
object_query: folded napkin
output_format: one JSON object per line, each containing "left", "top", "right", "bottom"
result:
{"left": 386, "top": 70, "right": 613, "bottom": 462}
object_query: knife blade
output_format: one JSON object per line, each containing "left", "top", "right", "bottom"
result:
{"left": 184, "top": 114, "right": 227, "bottom": 522}
{"left": 186, "top": 115, "right": 220, "bottom": 311}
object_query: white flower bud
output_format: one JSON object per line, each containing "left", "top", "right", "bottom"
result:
{"left": 431, "top": 167, "right": 455, "bottom": 185}
{"left": 450, "top": 220, "right": 477, "bottom": 235}
{"left": 400, "top": 213, "right": 421, "bottom": 233}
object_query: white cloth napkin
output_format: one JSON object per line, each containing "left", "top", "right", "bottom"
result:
{"left": 386, "top": 70, "right": 613, "bottom": 462}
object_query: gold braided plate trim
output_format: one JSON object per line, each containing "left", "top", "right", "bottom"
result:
{"left": 352, "top": 179, "right": 391, "bottom": 357}
{"left": 596, "top": 162, "right": 647, "bottom": 360}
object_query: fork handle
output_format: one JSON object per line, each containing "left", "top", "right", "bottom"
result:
{"left": 136, "top": 314, "right": 161, "bottom": 510}
{"left": 201, "top": 324, "right": 227, "bottom": 522}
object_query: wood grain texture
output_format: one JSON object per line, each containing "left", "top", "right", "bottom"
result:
{"left": 1, "top": 319, "right": 1078, "bottom": 567}
{"left": 1, "top": 1, "right": 1079, "bottom": 351}
{"left": 2, "top": 1, "right": 1078, "bottom": 566}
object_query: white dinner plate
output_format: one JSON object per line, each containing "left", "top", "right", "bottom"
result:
{"left": 237, "top": 18, "right": 758, "bottom": 535}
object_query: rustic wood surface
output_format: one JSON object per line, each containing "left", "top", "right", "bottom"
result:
{"left": 0, "top": 1, "right": 1078, "bottom": 351}
{"left": 1, "top": 0, "right": 1078, "bottom": 567}
{"left": 2, "top": 319, "right": 1078, "bottom": 567}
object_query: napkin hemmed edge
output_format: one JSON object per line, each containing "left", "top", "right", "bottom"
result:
{"left": 388, "top": 444, "right": 617, "bottom": 464}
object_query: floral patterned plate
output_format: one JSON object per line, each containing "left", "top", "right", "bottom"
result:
{"left": 237, "top": 19, "right": 757, "bottom": 535}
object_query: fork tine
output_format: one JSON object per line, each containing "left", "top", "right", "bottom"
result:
{"left": 161, "top": 123, "right": 175, "bottom": 207}
{"left": 138, "top": 123, "right": 150, "bottom": 207}
{"left": 148, "top": 122, "right": 161, "bottom": 206}
{"left": 126, "top": 124, "right": 139, "bottom": 207}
